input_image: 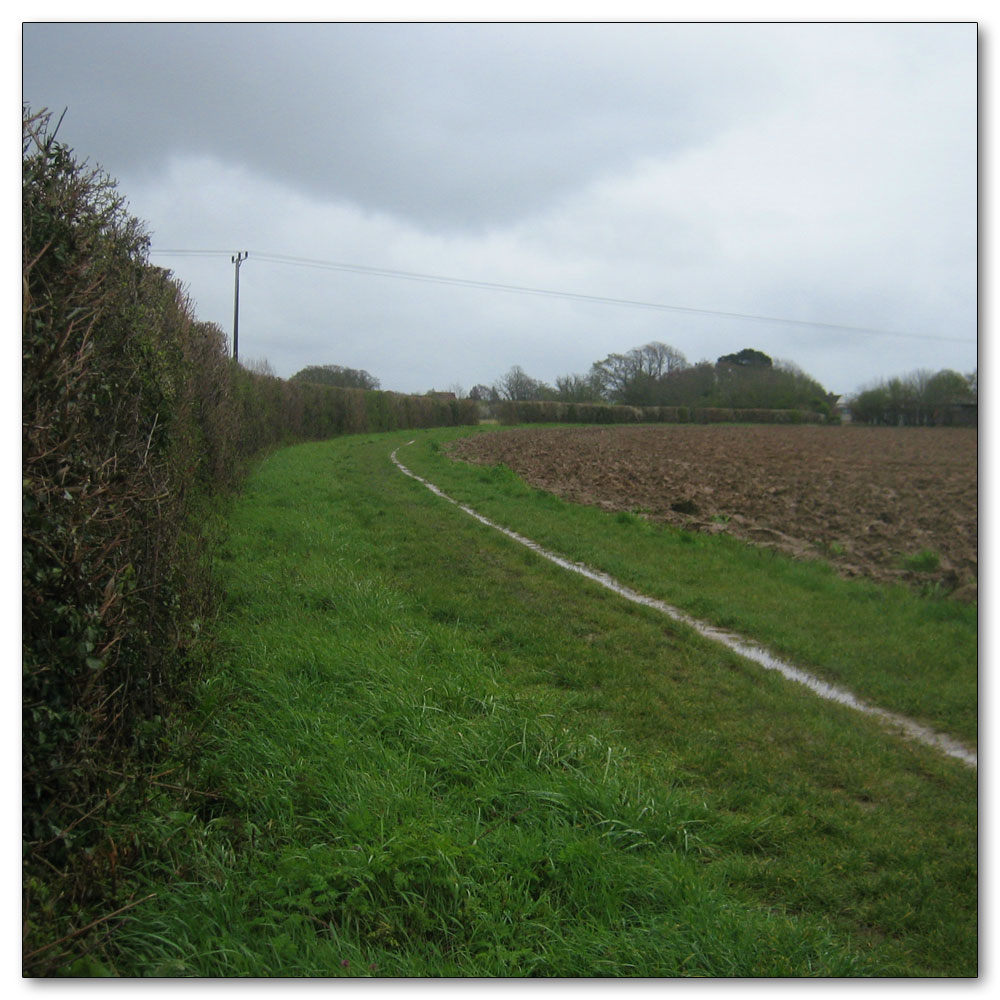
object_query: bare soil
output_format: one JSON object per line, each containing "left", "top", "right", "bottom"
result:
{"left": 449, "top": 425, "right": 978, "bottom": 601}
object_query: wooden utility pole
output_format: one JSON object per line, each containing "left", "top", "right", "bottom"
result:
{"left": 231, "top": 251, "right": 248, "bottom": 361}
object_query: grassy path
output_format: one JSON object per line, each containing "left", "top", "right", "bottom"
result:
{"left": 392, "top": 439, "right": 975, "bottom": 768}
{"left": 408, "top": 427, "right": 978, "bottom": 749}
{"left": 111, "top": 429, "right": 977, "bottom": 977}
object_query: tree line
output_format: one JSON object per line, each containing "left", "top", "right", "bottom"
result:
{"left": 848, "top": 368, "right": 976, "bottom": 426}
{"left": 463, "top": 346, "right": 976, "bottom": 428}
{"left": 467, "top": 343, "right": 839, "bottom": 418}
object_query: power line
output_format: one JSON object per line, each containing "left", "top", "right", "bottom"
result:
{"left": 148, "top": 248, "right": 976, "bottom": 346}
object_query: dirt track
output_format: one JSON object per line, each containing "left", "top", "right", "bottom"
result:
{"left": 449, "top": 424, "right": 978, "bottom": 600}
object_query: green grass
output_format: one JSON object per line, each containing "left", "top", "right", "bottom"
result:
{"left": 408, "top": 426, "right": 977, "bottom": 748}
{"left": 105, "top": 428, "right": 977, "bottom": 977}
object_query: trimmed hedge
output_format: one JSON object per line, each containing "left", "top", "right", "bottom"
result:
{"left": 227, "top": 377, "right": 476, "bottom": 451}
{"left": 22, "top": 106, "right": 478, "bottom": 825}
{"left": 496, "top": 400, "right": 825, "bottom": 426}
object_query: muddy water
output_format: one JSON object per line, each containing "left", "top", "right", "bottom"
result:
{"left": 391, "top": 444, "right": 976, "bottom": 769}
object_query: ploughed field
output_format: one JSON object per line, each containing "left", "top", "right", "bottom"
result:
{"left": 450, "top": 424, "right": 978, "bottom": 600}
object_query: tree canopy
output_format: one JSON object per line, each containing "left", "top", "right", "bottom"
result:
{"left": 522, "top": 342, "right": 833, "bottom": 414}
{"left": 493, "top": 365, "right": 553, "bottom": 402}
{"left": 590, "top": 342, "right": 688, "bottom": 405}
{"left": 849, "top": 368, "right": 976, "bottom": 426}
{"left": 717, "top": 347, "right": 773, "bottom": 368}
{"left": 291, "top": 364, "right": 380, "bottom": 390}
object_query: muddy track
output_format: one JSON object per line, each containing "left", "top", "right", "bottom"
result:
{"left": 449, "top": 424, "right": 978, "bottom": 601}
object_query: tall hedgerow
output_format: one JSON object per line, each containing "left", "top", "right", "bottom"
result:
{"left": 22, "top": 108, "right": 237, "bottom": 951}
{"left": 22, "top": 106, "right": 477, "bottom": 972}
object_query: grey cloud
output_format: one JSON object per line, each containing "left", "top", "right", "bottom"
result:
{"left": 23, "top": 22, "right": 784, "bottom": 231}
{"left": 21, "top": 21, "right": 976, "bottom": 398}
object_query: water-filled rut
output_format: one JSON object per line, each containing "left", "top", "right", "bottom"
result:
{"left": 391, "top": 443, "right": 976, "bottom": 769}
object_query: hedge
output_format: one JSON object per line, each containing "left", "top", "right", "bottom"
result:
{"left": 22, "top": 106, "right": 476, "bottom": 966}
{"left": 496, "top": 400, "right": 825, "bottom": 426}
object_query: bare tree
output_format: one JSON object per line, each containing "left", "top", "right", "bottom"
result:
{"left": 555, "top": 372, "right": 603, "bottom": 402}
{"left": 241, "top": 356, "right": 276, "bottom": 377}
{"left": 494, "top": 365, "right": 548, "bottom": 401}
{"left": 590, "top": 342, "right": 688, "bottom": 404}
{"left": 636, "top": 341, "right": 687, "bottom": 378}
{"left": 469, "top": 384, "right": 499, "bottom": 403}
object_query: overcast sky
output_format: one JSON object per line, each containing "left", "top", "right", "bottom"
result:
{"left": 22, "top": 20, "right": 978, "bottom": 398}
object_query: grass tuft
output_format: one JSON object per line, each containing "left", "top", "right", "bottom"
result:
{"left": 901, "top": 548, "right": 942, "bottom": 572}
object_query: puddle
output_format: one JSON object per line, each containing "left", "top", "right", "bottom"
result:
{"left": 391, "top": 444, "right": 977, "bottom": 769}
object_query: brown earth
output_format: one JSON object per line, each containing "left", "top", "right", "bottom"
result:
{"left": 449, "top": 424, "right": 978, "bottom": 601}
